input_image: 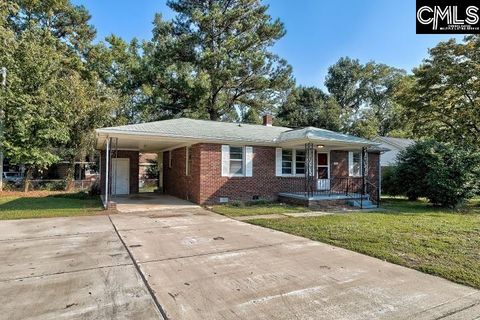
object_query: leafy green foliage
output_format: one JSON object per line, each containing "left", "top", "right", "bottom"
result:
{"left": 380, "top": 166, "right": 402, "bottom": 196}
{"left": 276, "top": 86, "right": 341, "bottom": 130}
{"left": 395, "top": 141, "right": 480, "bottom": 207}
{"left": 325, "top": 57, "right": 408, "bottom": 138}
{"left": 141, "top": 0, "right": 294, "bottom": 121}
{"left": 1, "top": 1, "right": 119, "bottom": 189}
{"left": 398, "top": 36, "right": 480, "bottom": 149}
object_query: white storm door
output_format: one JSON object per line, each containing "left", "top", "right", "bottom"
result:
{"left": 112, "top": 158, "right": 130, "bottom": 195}
{"left": 317, "top": 152, "right": 330, "bottom": 190}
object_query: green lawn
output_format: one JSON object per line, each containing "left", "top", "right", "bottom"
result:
{"left": 0, "top": 193, "right": 103, "bottom": 220}
{"left": 211, "top": 202, "right": 310, "bottom": 217}
{"left": 248, "top": 198, "right": 480, "bottom": 289}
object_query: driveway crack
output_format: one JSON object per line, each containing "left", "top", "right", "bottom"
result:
{"left": 108, "top": 215, "right": 169, "bottom": 320}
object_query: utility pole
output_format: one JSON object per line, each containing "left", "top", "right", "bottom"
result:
{"left": 0, "top": 67, "right": 6, "bottom": 192}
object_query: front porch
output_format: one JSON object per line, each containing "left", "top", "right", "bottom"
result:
{"left": 277, "top": 140, "right": 381, "bottom": 209}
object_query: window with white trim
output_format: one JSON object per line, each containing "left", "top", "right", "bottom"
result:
{"left": 295, "top": 150, "right": 306, "bottom": 175}
{"left": 349, "top": 151, "right": 362, "bottom": 177}
{"left": 281, "top": 149, "right": 306, "bottom": 176}
{"left": 229, "top": 146, "right": 244, "bottom": 176}
{"left": 282, "top": 150, "right": 293, "bottom": 174}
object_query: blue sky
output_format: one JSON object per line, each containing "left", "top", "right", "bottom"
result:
{"left": 72, "top": 0, "right": 461, "bottom": 87}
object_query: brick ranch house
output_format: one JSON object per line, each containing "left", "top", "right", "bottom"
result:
{"left": 96, "top": 116, "right": 385, "bottom": 209}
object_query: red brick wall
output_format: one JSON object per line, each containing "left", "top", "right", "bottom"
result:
{"left": 162, "top": 145, "right": 201, "bottom": 203}
{"left": 162, "top": 143, "right": 381, "bottom": 205}
{"left": 330, "top": 150, "right": 380, "bottom": 202}
{"left": 100, "top": 150, "right": 139, "bottom": 195}
{"left": 197, "top": 144, "right": 306, "bottom": 204}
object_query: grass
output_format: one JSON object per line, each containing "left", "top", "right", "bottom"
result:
{"left": 0, "top": 192, "right": 103, "bottom": 220}
{"left": 247, "top": 197, "right": 480, "bottom": 289}
{"left": 210, "top": 202, "right": 311, "bottom": 217}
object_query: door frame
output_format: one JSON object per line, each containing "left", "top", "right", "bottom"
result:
{"left": 111, "top": 158, "right": 130, "bottom": 195}
{"left": 316, "top": 151, "right": 330, "bottom": 190}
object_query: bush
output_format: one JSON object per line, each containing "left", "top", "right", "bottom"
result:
{"left": 395, "top": 141, "right": 480, "bottom": 208}
{"left": 39, "top": 180, "right": 67, "bottom": 191}
{"left": 229, "top": 200, "right": 245, "bottom": 207}
{"left": 381, "top": 166, "right": 402, "bottom": 196}
{"left": 89, "top": 180, "right": 101, "bottom": 196}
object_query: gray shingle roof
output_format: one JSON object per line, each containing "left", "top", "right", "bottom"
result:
{"left": 97, "top": 118, "right": 291, "bottom": 143}
{"left": 97, "top": 118, "right": 377, "bottom": 146}
{"left": 279, "top": 127, "right": 374, "bottom": 145}
{"left": 374, "top": 137, "right": 415, "bottom": 149}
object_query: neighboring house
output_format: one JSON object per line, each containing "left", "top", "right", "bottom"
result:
{"left": 96, "top": 116, "right": 382, "bottom": 208}
{"left": 373, "top": 137, "right": 415, "bottom": 167}
{"left": 139, "top": 153, "right": 158, "bottom": 179}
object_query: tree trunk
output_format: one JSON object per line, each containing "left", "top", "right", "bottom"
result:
{"left": 64, "top": 159, "right": 76, "bottom": 191}
{"left": 23, "top": 166, "right": 34, "bottom": 193}
{"left": 208, "top": 108, "right": 220, "bottom": 121}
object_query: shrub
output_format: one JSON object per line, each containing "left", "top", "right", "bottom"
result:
{"left": 381, "top": 166, "right": 402, "bottom": 196}
{"left": 229, "top": 200, "right": 244, "bottom": 207}
{"left": 89, "top": 180, "right": 101, "bottom": 196}
{"left": 395, "top": 140, "right": 480, "bottom": 208}
{"left": 40, "top": 180, "right": 67, "bottom": 191}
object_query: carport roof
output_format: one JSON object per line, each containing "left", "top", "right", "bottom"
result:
{"left": 96, "top": 118, "right": 378, "bottom": 150}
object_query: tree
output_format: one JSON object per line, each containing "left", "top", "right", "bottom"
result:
{"left": 325, "top": 57, "right": 408, "bottom": 137}
{"left": 398, "top": 36, "right": 480, "bottom": 148}
{"left": 1, "top": 27, "right": 72, "bottom": 191}
{"left": 1, "top": 1, "right": 119, "bottom": 190}
{"left": 142, "top": 0, "right": 294, "bottom": 121}
{"left": 325, "top": 57, "right": 365, "bottom": 119}
{"left": 7, "top": 0, "right": 96, "bottom": 54}
{"left": 87, "top": 35, "right": 142, "bottom": 124}
{"left": 276, "top": 86, "right": 341, "bottom": 130}
{"left": 394, "top": 141, "right": 480, "bottom": 207}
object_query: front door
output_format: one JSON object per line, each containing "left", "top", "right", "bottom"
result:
{"left": 111, "top": 158, "right": 130, "bottom": 195}
{"left": 317, "top": 153, "right": 330, "bottom": 190}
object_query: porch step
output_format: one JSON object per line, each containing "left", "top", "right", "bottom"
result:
{"left": 347, "top": 200, "right": 377, "bottom": 209}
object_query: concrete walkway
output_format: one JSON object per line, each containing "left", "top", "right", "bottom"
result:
{"left": 1, "top": 206, "right": 480, "bottom": 319}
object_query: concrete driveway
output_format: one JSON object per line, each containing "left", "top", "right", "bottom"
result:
{"left": 1, "top": 207, "right": 480, "bottom": 319}
{"left": 0, "top": 215, "right": 162, "bottom": 320}
{"left": 111, "top": 207, "right": 480, "bottom": 320}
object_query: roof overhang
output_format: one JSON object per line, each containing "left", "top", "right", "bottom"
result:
{"left": 96, "top": 127, "right": 381, "bottom": 152}
{"left": 95, "top": 130, "right": 281, "bottom": 151}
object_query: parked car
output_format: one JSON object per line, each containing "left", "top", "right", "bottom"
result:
{"left": 2, "top": 172, "right": 23, "bottom": 186}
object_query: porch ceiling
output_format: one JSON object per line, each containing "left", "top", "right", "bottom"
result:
{"left": 96, "top": 133, "right": 189, "bottom": 152}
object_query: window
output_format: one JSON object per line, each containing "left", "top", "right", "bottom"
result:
{"left": 229, "top": 146, "right": 244, "bottom": 176}
{"left": 349, "top": 151, "right": 362, "bottom": 177}
{"left": 295, "top": 150, "right": 305, "bottom": 175}
{"left": 282, "top": 150, "right": 293, "bottom": 174}
{"left": 281, "top": 149, "right": 305, "bottom": 176}
{"left": 186, "top": 146, "right": 193, "bottom": 176}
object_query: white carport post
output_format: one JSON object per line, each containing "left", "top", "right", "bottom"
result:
{"left": 104, "top": 137, "right": 110, "bottom": 208}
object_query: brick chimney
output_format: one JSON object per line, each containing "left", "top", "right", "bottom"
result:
{"left": 263, "top": 114, "right": 273, "bottom": 126}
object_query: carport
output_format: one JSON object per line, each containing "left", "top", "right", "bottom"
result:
{"left": 95, "top": 128, "right": 194, "bottom": 209}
